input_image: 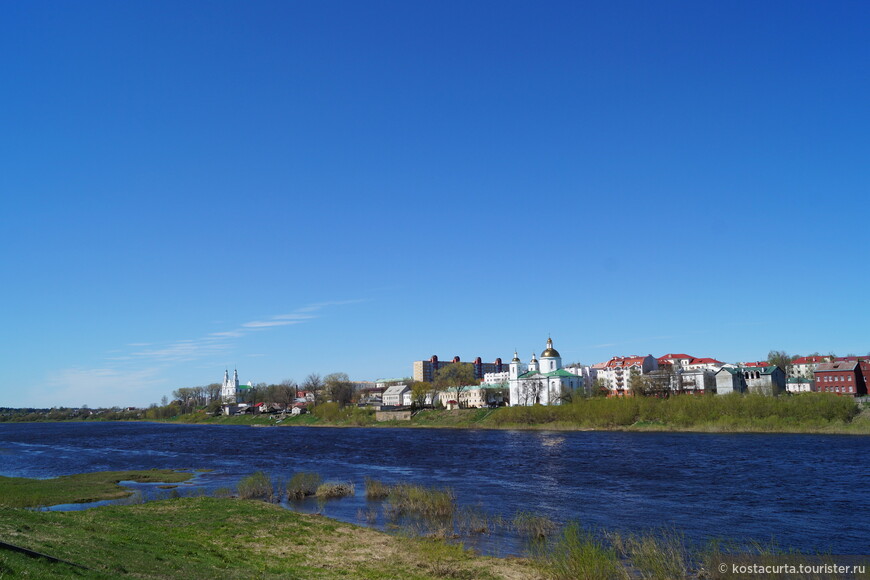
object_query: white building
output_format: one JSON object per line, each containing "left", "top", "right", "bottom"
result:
{"left": 483, "top": 371, "right": 510, "bottom": 385}
{"left": 221, "top": 369, "right": 252, "bottom": 404}
{"left": 382, "top": 384, "right": 410, "bottom": 406}
{"left": 509, "top": 338, "right": 586, "bottom": 406}
{"left": 439, "top": 384, "right": 507, "bottom": 408}
{"left": 593, "top": 355, "right": 658, "bottom": 396}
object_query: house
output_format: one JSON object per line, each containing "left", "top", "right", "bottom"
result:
{"left": 715, "top": 366, "right": 786, "bottom": 396}
{"left": 438, "top": 384, "right": 508, "bottom": 409}
{"left": 814, "top": 361, "right": 869, "bottom": 397}
{"left": 790, "top": 355, "right": 830, "bottom": 379}
{"left": 382, "top": 384, "right": 411, "bottom": 407}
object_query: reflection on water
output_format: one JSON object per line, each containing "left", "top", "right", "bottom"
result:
{"left": 0, "top": 422, "right": 868, "bottom": 555}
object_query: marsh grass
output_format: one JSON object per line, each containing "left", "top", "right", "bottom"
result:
{"left": 455, "top": 506, "right": 490, "bottom": 535}
{"left": 364, "top": 477, "right": 391, "bottom": 499}
{"left": 314, "top": 481, "right": 355, "bottom": 499}
{"left": 211, "top": 487, "right": 234, "bottom": 498}
{"left": 537, "top": 522, "right": 628, "bottom": 580}
{"left": 386, "top": 483, "right": 456, "bottom": 519}
{"left": 237, "top": 471, "right": 274, "bottom": 501}
{"left": 513, "top": 511, "right": 557, "bottom": 539}
{"left": 606, "top": 527, "right": 689, "bottom": 579}
{"left": 287, "top": 472, "right": 322, "bottom": 500}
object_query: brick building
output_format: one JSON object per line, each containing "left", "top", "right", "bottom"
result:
{"left": 413, "top": 355, "right": 506, "bottom": 383}
{"left": 814, "top": 361, "right": 869, "bottom": 396}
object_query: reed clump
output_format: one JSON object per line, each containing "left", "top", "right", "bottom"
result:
{"left": 513, "top": 511, "right": 557, "bottom": 539}
{"left": 537, "top": 522, "right": 628, "bottom": 580}
{"left": 387, "top": 483, "right": 455, "bottom": 518}
{"left": 315, "top": 481, "right": 355, "bottom": 499}
{"left": 237, "top": 471, "right": 273, "bottom": 501}
{"left": 364, "top": 477, "right": 391, "bottom": 500}
{"left": 287, "top": 472, "right": 322, "bottom": 500}
{"left": 606, "top": 527, "right": 688, "bottom": 579}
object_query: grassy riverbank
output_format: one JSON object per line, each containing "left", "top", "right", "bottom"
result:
{"left": 0, "top": 469, "right": 194, "bottom": 509}
{"left": 0, "top": 497, "right": 537, "bottom": 579}
{"left": 169, "top": 393, "right": 870, "bottom": 435}
{"left": 3, "top": 472, "right": 864, "bottom": 579}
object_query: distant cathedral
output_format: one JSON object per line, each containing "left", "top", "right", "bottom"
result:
{"left": 221, "top": 369, "right": 251, "bottom": 404}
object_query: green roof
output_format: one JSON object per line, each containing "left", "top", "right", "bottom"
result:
{"left": 518, "top": 369, "right": 578, "bottom": 379}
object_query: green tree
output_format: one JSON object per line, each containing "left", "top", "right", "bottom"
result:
{"left": 410, "top": 381, "right": 433, "bottom": 409}
{"left": 767, "top": 350, "right": 794, "bottom": 375}
{"left": 628, "top": 370, "right": 650, "bottom": 397}
{"left": 434, "top": 363, "right": 476, "bottom": 389}
{"left": 324, "top": 372, "right": 355, "bottom": 407}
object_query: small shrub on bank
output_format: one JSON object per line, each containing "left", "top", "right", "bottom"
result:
{"left": 315, "top": 482, "right": 355, "bottom": 499}
{"left": 237, "top": 471, "right": 273, "bottom": 501}
{"left": 287, "top": 472, "right": 322, "bottom": 499}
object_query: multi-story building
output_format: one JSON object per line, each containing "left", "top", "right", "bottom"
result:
{"left": 413, "top": 355, "right": 507, "bottom": 383}
{"left": 790, "top": 356, "right": 830, "bottom": 379}
{"left": 593, "top": 355, "right": 658, "bottom": 396}
{"left": 814, "top": 361, "right": 869, "bottom": 397}
{"left": 482, "top": 371, "right": 510, "bottom": 385}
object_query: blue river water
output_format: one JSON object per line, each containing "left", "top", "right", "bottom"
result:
{"left": 0, "top": 422, "right": 866, "bottom": 556}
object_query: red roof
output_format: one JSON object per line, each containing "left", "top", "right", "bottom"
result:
{"left": 658, "top": 354, "right": 694, "bottom": 362}
{"left": 792, "top": 356, "right": 828, "bottom": 365}
{"left": 742, "top": 361, "right": 768, "bottom": 367}
{"left": 603, "top": 355, "right": 648, "bottom": 368}
{"left": 690, "top": 358, "right": 723, "bottom": 365}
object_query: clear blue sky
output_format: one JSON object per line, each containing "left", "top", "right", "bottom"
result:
{"left": 2, "top": 1, "right": 868, "bottom": 408}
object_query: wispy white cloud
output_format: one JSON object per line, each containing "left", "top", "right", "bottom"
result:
{"left": 241, "top": 319, "right": 306, "bottom": 328}
{"left": 120, "top": 299, "right": 364, "bottom": 365}
{"left": 33, "top": 367, "right": 167, "bottom": 408}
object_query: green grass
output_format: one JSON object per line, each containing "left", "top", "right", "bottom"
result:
{"left": 537, "top": 522, "right": 628, "bottom": 580}
{"left": 0, "top": 497, "right": 524, "bottom": 579}
{"left": 0, "top": 470, "right": 193, "bottom": 508}
{"left": 161, "top": 393, "right": 870, "bottom": 435}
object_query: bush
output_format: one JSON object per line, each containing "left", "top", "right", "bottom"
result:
{"left": 287, "top": 472, "right": 322, "bottom": 499}
{"left": 237, "top": 471, "right": 273, "bottom": 501}
{"left": 315, "top": 482, "right": 355, "bottom": 499}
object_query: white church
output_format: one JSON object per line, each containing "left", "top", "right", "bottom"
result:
{"left": 508, "top": 338, "right": 584, "bottom": 405}
{"left": 221, "top": 369, "right": 251, "bottom": 404}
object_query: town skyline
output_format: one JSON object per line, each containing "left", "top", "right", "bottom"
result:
{"left": 3, "top": 1, "right": 869, "bottom": 408}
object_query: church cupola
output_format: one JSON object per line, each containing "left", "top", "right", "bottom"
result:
{"left": 509, "top": 351, "right": 522, "bottom": 380}
{"left": 528, "top": 352, "right": 539, "bottom": 373}
{"left": 540, "top": 338, "right": 562, "bottom": 373}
